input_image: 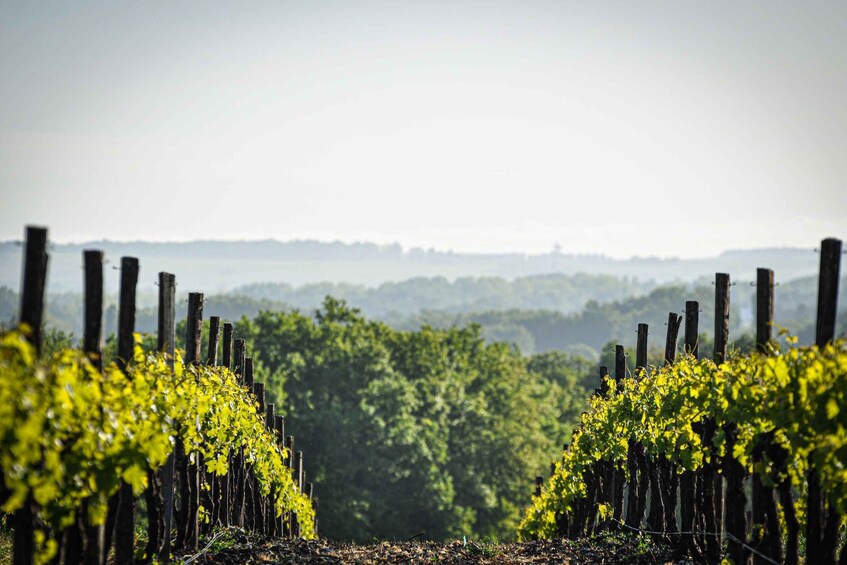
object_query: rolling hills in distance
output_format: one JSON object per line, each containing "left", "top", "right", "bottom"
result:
{"left": 1, "top": 238, "right": 843, "bottom": 358}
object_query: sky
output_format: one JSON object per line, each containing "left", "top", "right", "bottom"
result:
{"left": 1, "top": 1, "right": 845, "bottom": 258}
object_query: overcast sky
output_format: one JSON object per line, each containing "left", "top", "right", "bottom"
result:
{"left": 1, "top": 1, "right": 845, "bottom": 258}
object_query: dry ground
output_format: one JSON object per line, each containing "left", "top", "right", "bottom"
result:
{"left": 179, "top": 530, "right": 682, "bottom": 564}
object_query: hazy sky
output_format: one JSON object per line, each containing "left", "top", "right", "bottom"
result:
{"left": 1, "top": 1, "right": 845, "bottom": 258}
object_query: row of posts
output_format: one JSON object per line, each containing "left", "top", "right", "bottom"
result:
{"left": 10, "top": 226, "right": 317, "bottom": 565}
{"left": 535, "top": 237, "right": 843, "bottom": 565}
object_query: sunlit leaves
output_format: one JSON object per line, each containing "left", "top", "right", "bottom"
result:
{"left": 518, "top": 339, "right": 847, "bottom": 539}
{"left": 0, "top": 329, "right": 315, "bottom": 563}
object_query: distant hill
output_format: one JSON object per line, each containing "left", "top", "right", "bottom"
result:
{"left": 0, "top": 239, "right": 824, "bottom": 294}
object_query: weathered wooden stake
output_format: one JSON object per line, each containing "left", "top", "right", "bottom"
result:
{"left": 684, "top": 301, "right": 699, "bottom": 359}
{"left": 222, "top": 323, "right": 233, "bottom": 369}
{"left": 598, "top": 365, "right": 609, "bottom": 397}
{"left": 295, "top": 451, "right": 304, "bottom": 535}
{"left": 815, "top": 237, "right": 842, "bottom": 348}
{"left": 183, "top": 293, "right": 203, "bottom": 550}
{"left": 207, "top": 316, "right": 220, "bottom": 366}
{"left": 809, "top": 237, "right": 842, "bottom": 564}
{"left": 13, "top": 226, "right": 48, "bottom": 565}
{"left": 614, "top": 344, "right": 626, "bottom": 383}
{"left": 713, "top": 275, "right": 730, "bottom": 541}
{"left": 713, "top": 273, "right": 730, "bottom": 364}
{"left": 245, "top": 357, "right": 254, "bottom": 389}
{"left": 663, "top": 312, "right": 681, "bottom": 366}
{"left": 756, "top": 268, "right": 774, "bottom": 354}
{"left": 18, "top": 226, "right": 48, "bottom": 353}
{"left": 611, "top": 347, "right": 625, "bottom": 523}
{"left": 285, "top": 436, "right": 295, "bottom": 537}
{"left": 635, "top": 323, "right": 648, "bottom": 375}
{"left": 156, "top": 272, "right": 176, "bottom": 562}
{"left": 234, "top": 339, "right": 246, "bottom": 381}
{"left": 113, "top": 257, "right": 139, "bottom": 565}
{"left": 82, "top": 250, "right": 105, "bottom": 564}
{"left": 83, "top": 250, "right": 104, "bottom": 369}
{"left": 275, "top": 415, "right": 285, "bottom": 535}
{"left": 251, "top": 383, "right": 266, "bottom": 533}
{"left": 185, "top": 293, "right": 203, "bottom": 365}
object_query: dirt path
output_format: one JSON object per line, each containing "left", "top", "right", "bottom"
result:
{"left": 181, "top": 532, "right": 679, "bottom": 564}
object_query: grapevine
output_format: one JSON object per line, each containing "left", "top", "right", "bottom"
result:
{"left": 0, "top": 327, "right": 315, "bottom": 564}
{"left": 518, "top": 338, "right": 847, "bottom": 542}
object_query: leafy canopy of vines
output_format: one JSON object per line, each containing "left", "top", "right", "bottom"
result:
{"left": 518, "top": 338, "right": 847, "bottom": 540}
{"left": 0, "top": 328, "right": 314, "bottom": 563}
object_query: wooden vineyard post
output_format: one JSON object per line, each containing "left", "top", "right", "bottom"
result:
{"left": 624, "top": 342, "right": 639, "bottom": 530}
{"left": 809, "top": 238, "right": 843, "bottom": 564}
{"left": 815, "top": 238, "right": 842, "bottom": 347}
{"left": 116, "top": 258, "right": 139, "bottom": 370}
{"left": 222, "top": 323, "right": 233, "bottom": 369}
{"left": 598, "top": 365, "right": 609, "bottom": 397}
{"left": 19, "top": 226, "right": 48, "bottom": 352}
{"left": 207, "top": 316, "right": 221, "bottom": 366}
{"left": 756, "top": 268, "right": 774, "bottom": 353}
{"left": 713, "top": 274, "right": 730, "bottom": 546}
{"left": 82, "top": 249, "right": 105, "bottom": 564}
{"left": 615, "top": 344, "right": 627, "bottom": 381}
{"left": 294, "top": 451, "right": 304, "bottom": 537}
{"left": 684, "top": 301, "right": 699, "bottom": 359}
{"left": 750, "top": 268, "right": 782, "bottom": 563}
{"left": 635, "top": 323, "right": 648, "bottom": 376}
{"left": 234, "top": 339, "right": 245, "bottom": 380}
{"left": 13, "top": 226, "right": 48, "bottom": 565}
{"left": 185, "top": 293, "right": 203, "bottom": 365}
{"left": 251, "top": 382, "right": 266, "bottom": 533}
{"left": 231, "top": 339, "right": 246, "bottom": 527}
{"left": 83, "top": 250, "right": 104, "bottom": 369}
{"left": 275, "top": 416, "right": 286, "bottom": 536}
{"left": 721, "top": 278, "right": 749, "bottom": 565}
{"left": 664, "top": 312, "right": 681, "bottom": 366}
{"left": 612, "top": 345, "right": 626, "bottom": 524}
{"left": 198, "top": 316, "right": 220, "bottom": 536}
{"left": 659, "top": 312, "right": 681, "bottom": 537}
{"left": 595, "top": 366, "right": 612, "bottom": 533}
{"left": 680, "top": 301, "right": 699, "bottom": 557}
{"left": 714, "top": 273, "right": 730, "bottom": 365}
{"left": 244, "top": 357, "right": 254, "bottom": 388}
{"left": 265, "top": 404, "right": 276, "bottom": 537}
{"left": 241, "top": 363, "right": 257, "bottom": 530}
{"left": 179, "top": 293, "right": 203, "bottom": 551}
{"left": 285, "top": 436, "right": 294, "bottom": 538}
{"left": 723, "top": 420, "right": 748, "bottom": 565}
{"left": 218, "top": 323, "right": 233, "bottom": 527}
{"left": 153, "top": 273, "right": 176, "bottom": 563}
{"left": 113, "top": 257, "right": 139, "bottom": 565}
{"left": 634, "top": 324, "right": 650, "bottom": 529}
{"left": 205, "top": 316, "right": 222, "bottom": 527}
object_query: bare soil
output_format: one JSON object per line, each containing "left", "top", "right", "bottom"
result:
{"left": 181, "top": 531, "right": 682, "bottom": 564}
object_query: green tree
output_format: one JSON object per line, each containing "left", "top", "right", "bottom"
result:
{"left": 237, "top": 298, "right": 558, "bottom": 542}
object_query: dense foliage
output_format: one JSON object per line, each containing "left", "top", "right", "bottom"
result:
{"left": 518, "top": 338, "right": 847, "bottom": 540}
{"left": 0, "top": 327, "right": 314, "bottom": 563}
{"left": 231, "top": 298, "right": 590, "bottom": 542}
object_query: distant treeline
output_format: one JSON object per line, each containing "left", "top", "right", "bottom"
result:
{"left": 394, "top": 278, "right": 847, "bottom": 357}
{"left": 0, "top": 238, "right": 825, "bottom": 291}
{"left": 1, "top": 272, "right": 843, "bottom": 358}
{"left": 233, "top": 273, "right": 655, "bottom": 317}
